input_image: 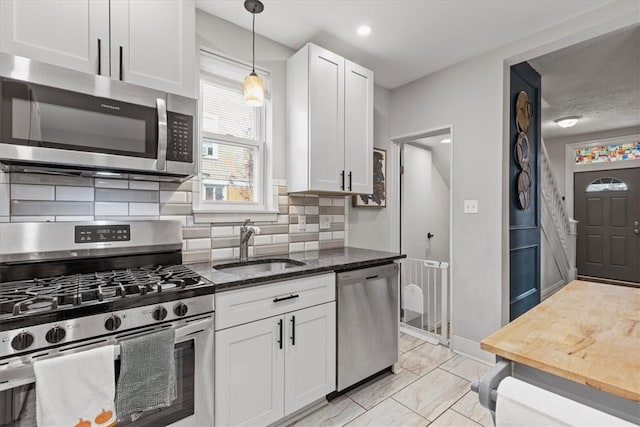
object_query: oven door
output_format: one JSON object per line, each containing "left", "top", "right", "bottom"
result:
{"left": 0, "top": 316, "right": 214, "bottom": 427}
{"left": 0, "top": 77, "right": 168, "bottom": 174}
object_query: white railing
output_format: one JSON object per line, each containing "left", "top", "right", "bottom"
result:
{"left": 540, "top": 142, "right": 578, "bottom": 282}
{"left": 400, "top": 258, "right": 449, "bottom": 346}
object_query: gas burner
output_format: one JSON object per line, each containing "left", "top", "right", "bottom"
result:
{"left": 12, "top": 296, "right": 58, "bottom": 316}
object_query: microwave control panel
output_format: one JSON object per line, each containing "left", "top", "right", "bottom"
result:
{"left": 75, "top": 225, "right": 130, "bottom": 243}
{"left": 167, "top": 112, "right": 194, "bottom": 163}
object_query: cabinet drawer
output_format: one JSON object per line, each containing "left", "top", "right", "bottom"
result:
{"left": 215, "top": 273, "right": 335, "bottom": 330}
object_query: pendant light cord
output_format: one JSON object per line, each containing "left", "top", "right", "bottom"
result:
{"left": 252, "top": 11, "right": 256, "bottom": 73}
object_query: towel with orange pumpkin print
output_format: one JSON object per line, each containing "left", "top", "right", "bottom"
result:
{"left": 33, "top": 345, "right": 117, "bottom": 427}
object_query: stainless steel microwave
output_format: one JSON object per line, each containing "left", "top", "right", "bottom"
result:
{"left": 0, "top": 54, "right": 196, "bottom": 180}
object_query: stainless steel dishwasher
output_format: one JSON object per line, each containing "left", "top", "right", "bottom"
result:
{"left": 336, "top": 262, "right": 399, "bottom": 391}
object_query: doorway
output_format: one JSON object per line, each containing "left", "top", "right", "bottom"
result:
{"left": 398, "top": 129, "right": 452, "bottom": 344}
{"left": 574, "top": 167, "right": 640, "bottom": 283}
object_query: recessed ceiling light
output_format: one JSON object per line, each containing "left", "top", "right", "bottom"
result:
{"left": 440, "top": 138, "right": 452, "bottom": 144}
{"left": 554, "top": 116, "right": 581, "bottom": 128}
{"left": 357, "top": 25, "right": 372, "bottom": 37}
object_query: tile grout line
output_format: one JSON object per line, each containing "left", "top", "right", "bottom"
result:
{"left": 450, "top": 408, "right": 484, "bottom": 426}
{"left": 390, "top": 396, "right": 430, "bottom": 422}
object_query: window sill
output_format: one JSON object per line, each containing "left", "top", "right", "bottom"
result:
{"left": 192, "top": 210, "right": 279, "bottom": 224}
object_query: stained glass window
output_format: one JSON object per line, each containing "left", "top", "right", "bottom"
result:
{"left": 575, "top": 142, "right": 640, "bottom": 165}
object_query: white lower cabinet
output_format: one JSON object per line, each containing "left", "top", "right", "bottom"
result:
{"left": 215, "top": 275, "right": 336, "bottom": 427}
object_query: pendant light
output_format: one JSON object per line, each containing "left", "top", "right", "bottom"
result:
{"left": 243, "top": 0, "right": 265, "bottom": 107}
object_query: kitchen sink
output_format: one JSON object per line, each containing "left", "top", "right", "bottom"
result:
{"left": 213, "top": 259, "right": 306, "bottom": 275}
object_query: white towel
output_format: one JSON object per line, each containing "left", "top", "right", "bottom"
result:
{"left": 496, "top": 377, "right": 637, "bottom": 427}
{"left": 34, "top": 345, "right": 117, "bottom": 427}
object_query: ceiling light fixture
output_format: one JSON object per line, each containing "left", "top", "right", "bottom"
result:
{"left": 554, "top": 116, "right": 581, "bottom": 128}
{"left": 243, "top": 0, "right": 264, "bottom": 107}
{"left": 440, "top": 138, "right": 452, "bottom": 144}
{"left": 357, "top": 25, "right": 372, "bottom": 37}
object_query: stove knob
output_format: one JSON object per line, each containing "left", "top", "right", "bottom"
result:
{"left": 11, "top": 332, "right": 34, "bottom": 351}
{"left": 45, "top": 326, "right": 66, "bottom": 344}
{"left": 105, "top": 315, "right": 122, "bottom": 331}
{"left": 174, "top": 302, "right": 188, "bottom": 317}
{"left": 152, "top": 306, "right": 168, "bottom": 321}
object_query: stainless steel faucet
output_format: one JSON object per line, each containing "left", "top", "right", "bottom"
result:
{"left": 239, "top": 219, "right": 255, "bottom": 262}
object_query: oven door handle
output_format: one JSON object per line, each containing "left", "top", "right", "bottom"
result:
{"left": 156, "top": 97, "right": 168, "bottom": 171}
{"left": 175, "top": 318, "right": 213, "bottom": 340}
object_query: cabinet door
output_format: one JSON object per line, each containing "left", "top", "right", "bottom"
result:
{"left": 284, "top": 302, "right": 336, "bottom": 415}
{"left": 0, "top": 0, "right": 109, "bottom": 76}
{"left": 110, "top": 0, "right": 195, "bottom": 97}
{"left": 344, "top": 60, "right": 374, "bottom": 194}
{"left": 308, "top": 45, "right": 345, "bottom": 192}
{"left": 215, "top": 317, "right": 285, "bottom": 427}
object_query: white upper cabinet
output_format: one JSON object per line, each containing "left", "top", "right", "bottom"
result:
{"left": 0, "top": 0, "right": 195, "bottom": 97}
{"left": 109, "top": 0, "right": 195, "bottom": 97}
{"left": 287, "top": 43, "right": 373, "bottom": 194}
{"left": 0, "top": 0, "right": 110, "bottom": 76}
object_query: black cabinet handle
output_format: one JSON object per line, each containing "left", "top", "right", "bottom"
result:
{"left": 273, "top": 294, "right": 299, "bottom": 303}
{"left": 277, "top": 319, "right": 283, "bottom": 349}
{"left": 119, "top": 46, "right": 123, "bottom": 81}
{"left": 340, "top": 170, "right": 345, "bottom": 190}
{"left": 365, "top": 275, "right": 378, "bottom": 280}
{"left": 348, "top": 171, "right": 352, "bottom": 191}
{"left": 97, "top": 39, "right": 102, "bottom": 75}
{"left": 290, "top": 315, "right": 296, "bottom": 346}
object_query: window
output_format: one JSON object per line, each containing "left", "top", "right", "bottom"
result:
{"left": 586, "top": 177, "right": 629, "bottom": 192}
{"left": 195, "top": 51, "right": 272, "bottom": 213}
{"left": 575, "top": 142, "right": 640, "bottom": 165}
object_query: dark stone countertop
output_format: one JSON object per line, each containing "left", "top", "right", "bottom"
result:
{"left": 188, "top": 247, "right": 405, "bottom": 292}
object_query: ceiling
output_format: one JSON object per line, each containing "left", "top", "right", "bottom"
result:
{"left": 195, "top": 0, "right": 610, "bottom": 89}
{"left": 407, "top": 134, "right": 451, "bottom": 186}
{"left": 530, "top": 24, "right": 640, "bottom": 141}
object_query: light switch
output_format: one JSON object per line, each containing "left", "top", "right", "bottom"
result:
{"left": 298, "top": 215, "right": 306, "bottom": 231}
{"left": 464, "top": 200, "right": 479, "bottom": 214}
{"left": 320, "top": 215, "right": 331, "bottom": 230}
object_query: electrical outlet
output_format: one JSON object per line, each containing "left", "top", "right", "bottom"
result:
{"left": 320, "top": 216, "right": 331, "bottom": 230}
{"left": 464, "top": 200, "right": 479, "bottom": 214}
{"left": 298, "top": 215, "right": 306, "bottom": 231}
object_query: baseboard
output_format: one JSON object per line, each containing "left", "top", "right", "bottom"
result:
{"left": 578, "top": 275, "right": 640, "bottom": 288}
{"left": 269, "top": 398, "right": 327, "bottom": 426}
{"left": 542, "top": 279, "right": 566, "bottom": 300}
{"left": 451, "top": 335, "right": 496, "bottom": 364}
{"left": 400, "top": 324, "right": 439, "bottom": 345}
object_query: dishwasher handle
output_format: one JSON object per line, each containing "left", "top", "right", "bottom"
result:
{"left": 337, "top": 263, "right": 399, "bottom": 285}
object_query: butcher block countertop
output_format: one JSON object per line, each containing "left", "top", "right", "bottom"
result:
{"left": 481, "top": 280, "right": 640, "bottom": 402}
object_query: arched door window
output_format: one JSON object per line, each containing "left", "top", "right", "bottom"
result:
{"left": 585, "top": 177, "right": 628, "bottom": 192}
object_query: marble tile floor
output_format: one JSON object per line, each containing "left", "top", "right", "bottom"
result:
{"left": 289, "top": 333, "right": 493, "bottom": 427}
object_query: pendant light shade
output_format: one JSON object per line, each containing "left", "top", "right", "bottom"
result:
{"left": 244, "top": 72, "right": 264, "bottom": 107}
{"left": 244, "top": 0, "right": 264, "bottom": 107}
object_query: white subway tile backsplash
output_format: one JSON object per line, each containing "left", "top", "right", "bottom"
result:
{"left": 278, "top": 196, "right": 288, "bottom": 206}
{"left": 186, "top": 238, "right": 211, "bottom": 251}
{"left": 12, "top": 184, "right": 55, "bottom": 200}
{"left": 129, "top": 181, "right": 160, "bottom": 190}
{"left": 95, "top": 179, "right": 128, "bottom": 189}
{"left": 333, "top": 198, "right": 345, "bottom": 206}
{"left": 277, "top": 214, "right": 289, "bottom": 225}
{"left": 211, "top": 226, "right": 234, "bottom": 237}
{"left": 129, "top": 203, "right": 160, "bottom": 216}
{"left": 289, "top": 206, "right": 304, "bottom": 215}
{"left": 304, "top": 241, "right": 319, "bottom": 251}
{"left": 160, "top": 191, "right": 189, "bottom": 203}
{"left": 95, "top": 202, "right": 128, "bottom": 216}
{"left": 55, "top": 186, "right": 94, "bottom": 201}
{"left": 159, "top": 215, "right": 187, "bottom": 227}
{"left": 332, "top": 215, "right": 345, "bottom": 223}
{"left": 289, "top": 242, "right": 305, "bottom": 252}
{"left": 332, "top": 231, "right": 345, "bottom": 240}
{"left": 272, "top": 234, "right": 289, "bottom": 244}
{"left": 0, "top": 184, "right": 9, "bottom": 216}
{"left": 319, "top": 198, "right": 332, "bottom": 206}
{"left": 319, "top": 232, "right": 332, "bottom": 241}
{"left": 304, "top": 206, "right": 319, "bottom": 215}
{"left": 253, "top": 235, "right": 272, "bottom": 246}
{"left": 211, "top": 248, "right": 234, "bottom": 261}
{"left": 306, "top": 224, "right": 320, "bottom": 233}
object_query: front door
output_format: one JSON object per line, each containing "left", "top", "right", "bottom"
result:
{"left": 574, "top": 168, "right": 640, "bottom": 283}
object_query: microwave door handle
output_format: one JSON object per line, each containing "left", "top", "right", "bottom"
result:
{"left": 156, "top": 97, "right": 168, "bottom": 171}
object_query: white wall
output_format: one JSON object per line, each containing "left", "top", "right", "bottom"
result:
{"left": 196, "top": 10, "right": 294, "bottom": 179}
{"left": 347, "top": 85, "right": 395, "bottom": 251}
{"left": 401, "top": 144, "right": 450, "bottom": 263}
{"left": 386, "top": 3, "right": 639, "bottom": 362}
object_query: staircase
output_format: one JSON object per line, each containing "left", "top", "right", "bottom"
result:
{"left": 540, "top": 141, "right": 578, "bottom": 299}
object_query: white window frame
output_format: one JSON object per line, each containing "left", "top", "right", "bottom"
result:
{"left": 193, "top": 50, "right": 276, "bottom": 222}
{"left": 202, "top": 141, "right": 219, "bottom": 159}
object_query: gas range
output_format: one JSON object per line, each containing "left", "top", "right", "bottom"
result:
{"left": 0, "top": 221, "right": 214, "bottom": 358}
